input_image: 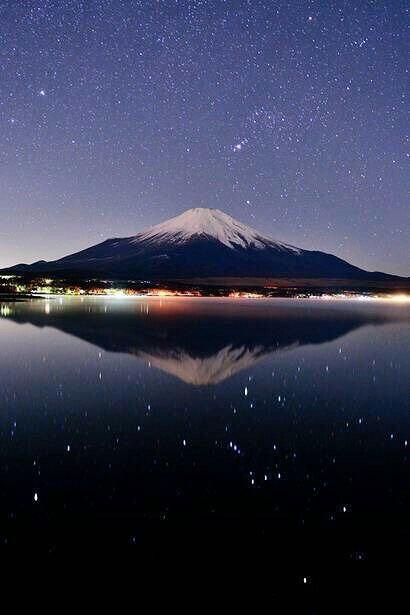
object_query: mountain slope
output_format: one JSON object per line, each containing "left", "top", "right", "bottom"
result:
{"left": 3, "top": 207, "right": 404, "bottom": 280}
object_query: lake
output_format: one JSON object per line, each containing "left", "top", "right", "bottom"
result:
{"left": 0, "top": 296, "right": 409, "bottom": 581}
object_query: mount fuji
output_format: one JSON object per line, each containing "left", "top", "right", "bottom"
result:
{"left": 4, "top": 208, "right": 404, "bottom": 281}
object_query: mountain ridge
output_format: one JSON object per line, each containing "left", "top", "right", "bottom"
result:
{"left": 2, "top": 207, "right": 407, "bottom": 281}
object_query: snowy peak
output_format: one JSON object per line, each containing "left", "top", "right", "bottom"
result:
{"left": 134, "top": 207, "right": 299, "bottom": 252}
{"left": 3, "top": 203, "right": 401, "bottom": 280}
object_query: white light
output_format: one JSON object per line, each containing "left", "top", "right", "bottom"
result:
{"left": 0, "top": 305, "right": 11, "bottom": 317}
{"left": 387, "top": 294, "right": 410, "bottom": 303}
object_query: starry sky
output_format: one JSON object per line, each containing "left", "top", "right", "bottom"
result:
{"left": 0, "top": 0, "right": 408, "bottom": 275}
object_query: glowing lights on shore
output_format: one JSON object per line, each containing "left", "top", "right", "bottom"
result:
{"left": 102, "top": 288, "right": 200, "bottom": 297}
{"left": 228, "top": 291, "right": 264, "bottom": 298}
{"left": 147, "top": 289, "right": 179, "bottom": 297}
{"left": 386, "top": 294, "right": 410, "bottom": 303}
{"left": 312, "top": 292, "right": 410, "bottom": 302}
{"left": 105, "top": 289, "right": 128, "bottom": 298}
{"left": 147, "top": 289, "right": 201, "bottom": 297}
{"left": 1, "top": 273, "right": 409, "bottom": 302}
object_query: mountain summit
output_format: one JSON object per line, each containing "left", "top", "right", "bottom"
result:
{"left": 135, "top": 207, "right": 299, "bottom": 252}
{"left": 3, "top": 207, "right": 403, "bottom": 281}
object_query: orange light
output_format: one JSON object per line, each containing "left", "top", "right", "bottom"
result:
{"left": 228, "top": 291, "right": 264, "bottom": 298}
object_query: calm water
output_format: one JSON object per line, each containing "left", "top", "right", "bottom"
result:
{"left": 0, "top": 296, "right": 409, "bottom": 577}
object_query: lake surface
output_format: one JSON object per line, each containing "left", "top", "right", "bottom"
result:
{"left": 0, "top": 296, "right": 409, "bottom": 579}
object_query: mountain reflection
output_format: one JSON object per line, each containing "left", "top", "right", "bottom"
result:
{"left": 2, "top": 297, "right": 400, "bottom": 385}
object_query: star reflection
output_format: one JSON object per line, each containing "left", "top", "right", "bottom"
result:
{"left": 2, "top": 297, "right": 405, "bottom": 385}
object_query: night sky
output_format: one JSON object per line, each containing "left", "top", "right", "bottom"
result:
{"left": 0, "top": 1, "right": 408, "bottom": 275}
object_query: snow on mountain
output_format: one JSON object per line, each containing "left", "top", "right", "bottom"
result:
{"left": 134, "top": 207, "right": 300, "bottom": 253}
{"left": 3, "top": 206, "right": 402, "bottom": 281}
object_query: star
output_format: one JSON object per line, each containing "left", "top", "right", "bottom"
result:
{"left": 0, "top": 0, "right": 407, "bottom": 276}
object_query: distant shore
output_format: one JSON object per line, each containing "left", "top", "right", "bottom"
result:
{"left": 1, "top": 272, "right": 409, "bottom": 302}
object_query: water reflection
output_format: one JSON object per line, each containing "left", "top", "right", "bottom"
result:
{"left": 0, "top": 296, "right": 409, "bottom": 573}
{"left": 2, "top": 296, "right": 407, "bottom": 385}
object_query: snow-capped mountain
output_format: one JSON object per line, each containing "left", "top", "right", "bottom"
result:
{"left": 135, "top": 207, "right": 300, "bottom": 252}
{"left": 3, "top": 207, "right": 402, "bottom": 280}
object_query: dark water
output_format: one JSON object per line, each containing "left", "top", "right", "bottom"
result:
{"left": 0, "top": 297, "right": 409, "bottom": 579}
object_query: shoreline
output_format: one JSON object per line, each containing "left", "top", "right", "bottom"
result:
{"left": 1, "top": 291, "right": 409, "bottom": 303}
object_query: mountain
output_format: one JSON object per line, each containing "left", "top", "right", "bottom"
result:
{"left": 3, "top": 207, "right": 405, "bottom": 281}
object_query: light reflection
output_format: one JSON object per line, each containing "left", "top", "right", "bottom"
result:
{"left": 0, "top": 294, "right": 408, "bottom": 562}
{"left": 0, "top": 304, "right": 11, "bottom": 317}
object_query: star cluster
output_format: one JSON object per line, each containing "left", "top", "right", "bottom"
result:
{"left": 0, "top": 1, "right": 408, "bottom": 274}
